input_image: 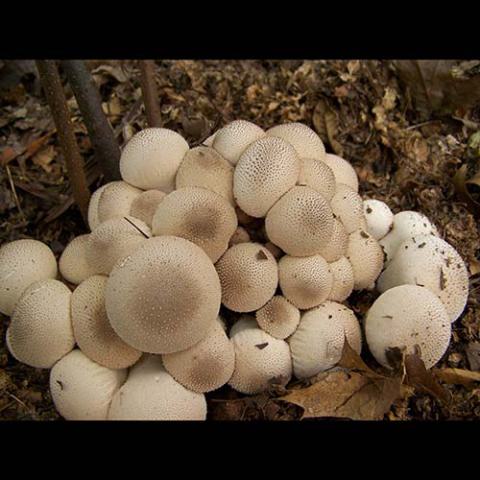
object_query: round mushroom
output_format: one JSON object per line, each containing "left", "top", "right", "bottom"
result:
{"left": 297, "top": 158, "right": 336, "bottom": 201}
{"left": 229, "top": 226, "right": 251, "bottom": 246}
{"left": 363, "top": 199, "right": 394, "bottom": 240}
{"left": 129, "top": 189, "right": 166, "bottom": 227}
{"left": 317, "top": 218, "right": 348, "bottom": 262}
{"left": 322, "top": 153, "right": 359, "bottom": 192}
{"left": 328, "top": 256, "right": 355, "bottom": 302}
{"left": 96, "top": 181, "right": 143, "bottom": 225}
{"left": 256, "top": 295, "right": 300, "bottom": 340}
{"left": 229, "top": 314, "right": 258, "bottom": 338}
{"left": 330, "top": 183, "right": 367, "bottom": 234}
{"left": 59, "top": 234, "right": 97, "bottom": 285}
{"left": 87, "top": 184, "right": 108, "bottom": 231}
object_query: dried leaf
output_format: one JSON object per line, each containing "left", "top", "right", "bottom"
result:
{"left": 32, "top": 145, "right": 56, "bottom": 173}
{"left": 453, "top": 164, "right": 480, "bottom": 216}
{"left": 465, "top": 343, "right": 480, "bottom": 371}
{"left": 312, "top": 100, "right": 344, "bottom": 156}
{"left": 91, "top": 64, "right": 128, "bottom": 83}
{"left": 433, "top": 368, "right": 480, "bottom": 386}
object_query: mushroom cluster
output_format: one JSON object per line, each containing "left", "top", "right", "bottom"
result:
{"left": 0, "top": 121, "right": 469, "bottom": 420}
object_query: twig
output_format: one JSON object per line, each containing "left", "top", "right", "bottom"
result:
{"left": 7, "top": 392, "right": 28, "bottom": 410}
{"left": 123, "top": 217, "right": 150, "bottom": 239}
{"left": 405, "top": 120, "right": 439, "bottom": 131}
{"left": 0, "top": 401, "right": 15, "bottom": 414}
{"left": 5, "top": 164, "right": 26, "bottom": 222}
{"left": 36, "top": 60, "right": 90, "bottom": 223}
{"left": 138, "top": 60, "right": 162, "bottom": 128}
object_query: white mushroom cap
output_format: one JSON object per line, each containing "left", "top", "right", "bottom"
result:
{"left": 129, "top": 189, "right": 166, "bottom": 227}
{"left": 265, "top": 186, "right": 334, "bottom": 257}
{"left": 108, "top": 355, "right": 207, "bottom": 420}
{"left": 212, "top": 120, "right": 265, "bottom": 166}
{"left": 256, "top": 295, "right": 300, "bottom": 340}
{"left": 233, "top": 136, "right": 301, "bottom": 218}
{"left": 105, "top": 236, "right": 221, "bottom": 354}
{"left": 346, "top": 229, "right": 384, "bottom": 290}
{"left": 318, "top": 218, "right": 348, "bottom": 262}
{"left": 202, "top": 131, "right": 217, "bottom": 147}
{"left": 0, "top": 239, "right": 58, "bottom": 316}
{"left": 278, "top": 254, "right": 333, "bottom": 309}
{"left": 71, "top": 275, "right": 142, "bottom": 369}
{"left": 215, "top": 242, "right": 278, "bottom": 313}
{"left": 328, "top": 256, "right": 355, "bottom": 302}
{"left": 266, "top": 122, "right": 326, "bottom": 161}
{"left": 228, "top": 226, "right": 251, "bottom": 246}
{"left": 7, "top": 279, "right": 74, "bottom": 368}
{"left": 175, "top": 146, "right": 234, "bottom": 205}
{"left": 96, "top": 181, "right": 143, "bottom": 225}
{"left": 87, "top": 184, "right": 108, "bottom": 231}
{"left": 363, "top": 199, "right": 394, "bottom": 240}
{"left": 377, "top": 235, "right": 469, "bottom": 322}
{"left": 297, "top": 158, "right": 336, "bottom": 201}
{"left": 330, "top": 183, "right": 367, "bottom": 234}
{"left": 50, "top": 349, "right": 127, "bottom": 420}
{"left": 162, "top": 320, "right": 235, "bottom": 393}
{"left": 86, "top": 216, "right": 151, "bottom": 275}
{"left": 229, "top": 315, "right": 257, "bottom": 338}
{"left": 379, "top": 210, "right": 439, "bottom": 263}
{"left": 152, "top": 187, "right": 237, "bottom": 263}
{"left": 288, "top": 302, "right": 361, "bottom": 379}
{"left": 119, "top": 128, "right": 189, "bottom": 191}
{"left": 59, "top": 234, "right": 97, "bottom": 285}
{"left": 229, "top": 327, "right": 292, "bottom": 395}
{"left": 323, "top": 153, "right": 359, "bottom": 192}
{"left": 365, "top": 285, "right": 451, "bottom": 369}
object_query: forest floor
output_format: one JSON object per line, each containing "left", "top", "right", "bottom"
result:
{"left": 0, "top": 60, "right": 479, "bottom": 420}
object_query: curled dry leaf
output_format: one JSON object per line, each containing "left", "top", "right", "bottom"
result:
{"left": 312, "top": 99, "right": 344, "bottom": 156}
{"left": 433, "top": 368, "right": 480, "bottom": 386}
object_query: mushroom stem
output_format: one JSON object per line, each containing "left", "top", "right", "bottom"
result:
{"left": 36, "top": 60, "right": 90, "bottom": 222}
{"left": 138, "top": 60, "right": 162, "bottom": 128}
{"left": 61, "top": 60, "right": 121, "bottom": 182}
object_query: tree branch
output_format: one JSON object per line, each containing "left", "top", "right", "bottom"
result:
{"left": 138, "top": 60, "right": 162, "bottom": 127}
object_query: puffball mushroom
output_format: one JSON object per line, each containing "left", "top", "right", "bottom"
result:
{"left": 162, "top": 319, "right": 235, "bottom": 393}
{"left": 105, "top": 236, "right": 221, "bottom": 354}
{"left": 215, "top": 242, "right": 278, "bottom": 313}
{"left": 119, "top": 127, "right": 189, "bottom": 191}
{"left": 108, "top": 355, "right": 207, "bottom": 420}
{"left": 59, "top": 234, "right": 97, "bottom": 285}
{"left": 278, "top": 254, "right": 333, "bottom": 309}
{"left": 229, "top": 314, "right": 257, "bottom": 338}
{"left": 330, "top": 183, "right": 367, "bottom": 234}
{"left": 129, "top": 189, "right": 166, "bottom": 227}
{"left": 256, "top": 295, "right": 300, "bottom": 340}
{"left": 7, "top": 279, "right": 74, "bottom": 369}
{"left": 363, "top": 199, "right": 394, "bottom": 240}
{"left": 0, "top": 239, "right": 58, "bottom": 316}
{"left": 233, "top": 136, "right": 301, "bottom": 218}
{"left": 288, "top": 302, "right": 362, "bottom": 379}
{"left": 71, "top": 275, "right": 142, "bottom": 369}
{"left": 87, "top": 184, "right": 108, "bottom": 231}
{"left": 318, "top": 218, "right": 348, "bottom": 262}
{"left": 50, "top": 349, "right": 126, "bottom": 420}
{"left": 365, "top": 285, "right": 451, "bottom": 369}
{"left": 377, "top": 235, "right": 469, "bottom": 322}
{"left": 229, "top": 226, "right": 251, "bottom": 246}
{"left": 322, "top": 153, "right": 359, "bottom": 192}
{"left": 297, "top": 158, "right": 336, "bottom": 201}
{"left": 328, "top": 256, "right": 355, "bottom": 302}
{"left": 229, "top": 327, "right": 292, "bottom": 395}
{"left": 212, "top": 119, "right": 265, "bottom": 166}
{"left": 152, "top": 187, "right": 237, "bottom": 263}
{"left": 265, "top": 186, "right": 334, "bottom": 257}
{"left": 96, "top": 181, "right": 143, "bottom": 225}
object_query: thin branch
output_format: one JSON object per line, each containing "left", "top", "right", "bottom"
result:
{"left": 138, "top": 60, "right": 162, "bottom": 127}
{"left": 36, "top": 60, "right": 90, "bottom": 223}
{"left": 61, "top": 60, "right": 121, "bottom": 181}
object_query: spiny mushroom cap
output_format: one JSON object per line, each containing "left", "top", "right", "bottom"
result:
{"left": 266, "top": 122, "right": 326, "bottom": 161}
{"left": 119, "top": 127, "right": 189, "bottom": 191}
{"left": 377, "top": 235, "right": 469, "bottom": 322}
{"left": 297, "top": 158, "right": 336, "bottom": 201}
{"left": 265, "top": 186, "right": 334, "bottom": 257}
{"left": 330, "top": 183, "right": 367, "bottom": 234}
{"left": 229, "top": 226, "right": 251, "bottom": 246}
{"left": 212, "top": 119, "right": 265, "bottom": 166}
{"left": 318, "top": 218, "right": 348, "bottom": 262}
{"left": 323, "top": 153, "right": 359, "bottom": 192}
{"left": 129, "top": 189, "right": 166, "bottom": 227}
{"left": 229, "top": 327, "right": 292, "bottom": 395}
{"left": 96, "top": 181, "right": 143, "bottom": 225}
{"left": 288, "top": 302, "right": 361, "bottom": 379}
{"left": 87, "top": 184, "right": 108, "bottom": 231}
{"left": 108, "top": 355, "right": 207, "bottom": 420}
{"left": 152, "top": 187, "right": 237, "bottom": 263}
{"left": 175, "top": 146, "right": 234, "bottom": 206}
{"left": 0, "top": 239, "right": 57, "bottom": 316}
{"left": 229, "top": 315, "right": 258, "bottom": 338}
{"left": 233, "top": 136, "right": 301, "bottom": 218}
{"left": 379, "top": 210, "right": 439, "bottom": 263}
{"left": 59, "top": 234, "right": 97, "bottom": 285}
{"left": 50, "top": 349, "right": 126, "bottom": 420}
{"left": 162, "top": 320, "right": 235, "bottom": 393}
{"left": 215, "top": 242, "right": 278, "bottom": 313}
{"left": 7, "top": 279, "right": 74, "bottom": 369}
{"left": 365, "top": 285, "right": 451, "bottom": 369}
{"left": 71, "top": 275, "right": 142, "bottom": 369}
{"left": 278, "top": 254, "right": 333, "bottom": 309}
{"left": 256, "top": 295, "right": 300, "bottom": 340}
{"left": 328, "top": 256, "right": 355, "bottom": 302}
{"left": 363, "top": 199, "right": 394, "bottom": 240}
{"left": 86, "top": 216, "right": 151, "bottom": 275}
{"left": 105, "top": 236, "right": 221, "bottom": 354}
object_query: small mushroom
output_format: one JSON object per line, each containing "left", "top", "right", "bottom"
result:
{"left": 328, "top": 256, "right": 355, "bottom": 302}
{"left": 318, "top": 218, "right": 348, "bottom": 262}
{"left": 256, "top": 295, "right": 300, "bottom": 340}
{"left": 59, "top": 234, "right": 97, "bottom": 285}
{"left": 297, "top": 158, "right": 336, "bottom": 201}
{"left": 229, "top": 226, "right": 251, "bottom": 246}
{"left": 96, "top": 181, "right": 143, "bottom": 225}
{"left": 129, "top": 190, "right": 166, "bottom": 227}
{"left": 87, "top": 184, "right": 108, "bottom": 231}
{"left": 363, "top": 199, "right": 394, "bottom": 240}
{"left": 330, "top": 183, "right": 367, "bottom": 234}
{"left": 322, "top": 153, "right": 359, "bottom": 192}
{"left": 229, "top": 314, "right": 258, "bottom": 338}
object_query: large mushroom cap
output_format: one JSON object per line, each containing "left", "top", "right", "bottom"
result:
{"left": 233, "top": 136, "right": 301, "bottom": 218}
{"left": 330, "top": 183, "right": 367, "bottom": 234}
{"left": 7, "top": 279, "right": 74, "bottom": 369}
{"left": 256, "top": 295, "right": 300, "bottom": 340}
{"left": 105, "top": 236, "right": 221, "bottom": 354}
{"left": 119, "top": 128, "right": 189, "bottom": 191}
{"left": 0, "top": 239, "right": 57, "bottom": 316}
{"left": 215, "top": 242, "right": 278, "bottom": 312}
{"left": 365, "top": 285, "right": 451, "bottom": 369}
{"left": 229, "top": 328, "right": 292, "bottom": 395}
{"left": 318, "top": 218, "right": 348, "bottom": 262}
{"left": 50, "top": 349, "right": 127, "bottom": 420}
{"left": 152, "top": 187, "right": 237, "bottom": 263}
{"left": 71, "top": 275, "right": 142, "bottom": 369}
{"left": 363, "top": 199, "right": 394, "bottom": 240}
{"left": 87, "top": 184, "right": 108, "bottom": 231}
{"left": 328, "top": 256, "right": 355, "bottom": 302}
{"left": 96, "top": 181, "right": 142, "bottom": 225}
{"left": 377, "top": 235, "right": 469, "bottom": 322}
{"left": 323, "top": 153, "right": 359, "bottom": 192}
{"left": 265, "top": 186, "right": 334, "bottom": 257}
{"left": 108, "top": 355, "right": 207, "bottom": 420}
{"left": 129, "top": 189, "right": 166, "bottom": 227}
{"left": 297, "top": 158, "right": 336, "bottom": 201}
{"left": 59, "top": 234, "right": 97, "bottom": 285}
{"left": 162, "top": 319, "right": 235, "bottom": 393}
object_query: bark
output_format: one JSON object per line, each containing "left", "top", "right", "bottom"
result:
{"left": 139, "top": 60, "right": 162, "bottom": 127}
